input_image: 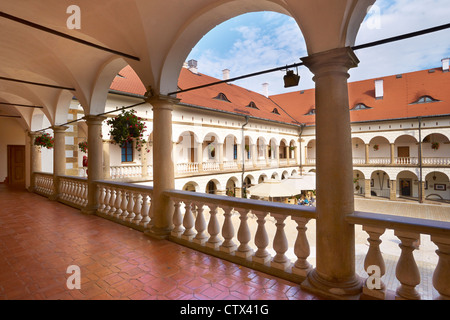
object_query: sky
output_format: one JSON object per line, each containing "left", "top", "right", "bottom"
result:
{"left": 186, "top": 0, "right": 450, "bottom": 96}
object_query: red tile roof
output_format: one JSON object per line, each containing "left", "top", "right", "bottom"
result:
{"left": 270, "top": 67, "right": 450, "bottom": 125}
{"left": 110, "top": 65, "right": 450, "bottom": 126}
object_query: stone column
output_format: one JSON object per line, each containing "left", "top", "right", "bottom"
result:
{"left": 301, "top": 47, "right": 362, "bottom": 298}
{"left": 82, "top": 115, "right": 106, "bottom": 214}
{"left": 141, "top": 144, "right": 148, "bottom": 179}
{"left": 237, "top": 143, "right": 242, "bottom": 170}
{"left": 28, "top": 131, "right": 42, "bottom": 192}
{"left": 390, "top": 143, "right": 395, "bottom": 164}
{"left": 365, "top": 179, "right": 372, "bottom": 198}
{"left": 50, "top": 125, "right": 68, "bottom": 200}
{"left": 145, "top": 95, "right": 179, "bottom": 239}
{"left": 251, "top": 144, "right": 257, "bottom": 167}
{"left": 276, "top": 145, "right": 280, "bottom": 167}
{"left": 218, "top": 143, "right": 224, "bottom": 170}
{"left": 103, "top": 140, "right": 111, "bottom": 179}
{"left": 419, "top": 181, "right": 426, "bottom": 203}
{"left": 197, "top": 142, "right": 203, "bottom": 172}
{"left": 390, "top": 180, "right": 397, "bottom": 201}
{"left": 265, "top": 145, "right": 270, "bottom": 167}
{"left": 365, "top": 144, "right": 370, "bottom": 164}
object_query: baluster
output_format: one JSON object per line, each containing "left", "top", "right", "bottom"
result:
{"left": 235, "top": 209, "right": 253, "bottom": 259}
{"left": 219, "top": 207, "right": 237, "bottom": 254}
{"left": 59, "top": 180, "right": 67, "bottom": 200}
{"left": 431, "top": 235, "right": 450, "bottom": 300}
{"left": 119, "top": 190, "right": 129, "bottom": 220}
{"left": 171, "top": 200, "right": 184, "bottom": 237}
{"left": 395, "top": 231, "right": 421, "bottom": 300}
{"left": 362, "top": 226, "right": 386, "bottom": 299}
{"left": 271, "top": 213, "right": 291, "bottom": 272}
{"left": 206, "top": 205, "right": 222, "bottom": 250}
{"left": 292, "top": 217, "right": 313, "bottom": 277}
{"left": 132, "top": 193, "right": 142, "bottom": 224}
{"left": 74, "top": 182, "right": 81, "bottom": 205}
{"left": 113, "top": 189, "right": 123, "bottom": 218}
{"left": 193, "top": 202, "right": 207, "bottom": 245}
{"left": 82, "top": 183, "right": 89, "bottom": 207}
{"left": 140, "top": 194, "right": 151, "bottom": 227}
{"left": 102, "top": 186, "right": 111, "bottom": 214}
{"left": 181, "top": 202, "right": 195, "bottom": 241}
{"left": 97, "top": 185, "right": 106, "bottom": 213}
{"left": 253, "top": 211, "right": 271, "bottom": 265}
{"left": 126, "top": 191, "right": 136, "bottom": 221}
{"left": 108, "top": 188, "right": 118, "bottom": 216}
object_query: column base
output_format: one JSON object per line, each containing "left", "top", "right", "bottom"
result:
{"left": 81, "top": 206, "right": 98, "bottom": 215}
{"left": 144, "top": 226, "right": 172, "bottom": 240}
{"left": 301, "top": 269, "right": 363, "bottom": 300}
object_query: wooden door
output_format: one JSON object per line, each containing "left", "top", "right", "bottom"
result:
{"left": 7, "top": 145, "right": 25, "bottom": 187}
{"left": 400, "top": 179, "right": 411, "bottom": 197}
{"left": 398, "top": 146, "right": 410, "bottom": 158}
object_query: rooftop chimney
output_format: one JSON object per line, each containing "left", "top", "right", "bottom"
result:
{"left": 375, "top": 79, "right": 384, "bottom": 100}
{"left": 187, "top": 59, "right": 198, "bottom": 74}
{"left": 262, "top": 83, "right": 269, "bottom": 98}
{"left": 222, "top": 69, "right": 230, "bottom": 80}
{"left": 442, "top": 58, "right": 449, "bottom": 72}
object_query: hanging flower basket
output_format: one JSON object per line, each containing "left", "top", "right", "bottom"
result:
{"left": 78, "top": 141, "right": 88, "bottom": 153}
{"left": 431, "top": 142, "right": 439, "bottom": 150}
{"left": 373, "top": 144, "right": 379, "bottom": 151}
{"left": 106, "top": 109, "right": 148, "bottom": 152}
{"left": 34, "top": 133, "right": 54, "bottom": 149}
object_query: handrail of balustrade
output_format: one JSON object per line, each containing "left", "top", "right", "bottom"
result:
{"left": 346, "top": 211, "right": 450, "bottom": 237}
{"left": 163, "top": 189, "right": 317, "bottom": 220}
{"left": 95, "top": 180, "right": 154, "bottom": 194}
{"left": 346, "top": 211, "right": 450, "bottom": 300}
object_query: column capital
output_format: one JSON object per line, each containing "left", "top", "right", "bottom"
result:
{"left": 28, "top": 131, "right": 42, "bottom": 137}
{"left": 84, "top": 115, "right": 107, "bottom": 125}
{"left": 51, "top": 125, "right": 69, "bottom": 132}
{"left": 146, "top": 94, "right": 180, "bottom": 111}
{"left": 301, "top": 47, "right": 359, "bottom": 79}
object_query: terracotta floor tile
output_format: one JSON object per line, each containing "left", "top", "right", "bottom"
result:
{"left": 0, "top": 185, "right": 324, "bottom": 301}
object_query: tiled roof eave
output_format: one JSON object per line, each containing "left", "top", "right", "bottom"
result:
{"left": 176, "top": 102, "right": 304, "bottom": 129}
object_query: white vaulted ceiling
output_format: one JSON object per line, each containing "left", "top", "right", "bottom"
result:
{"left": 0, "top": 0, "right": 375, "bottom": 129}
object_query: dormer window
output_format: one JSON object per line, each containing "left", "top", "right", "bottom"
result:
{"left": 246, "top": 101, "right": 259, "bottom": 109}
{"left": 213, "top": 92, "right": 231, "bottom": 102}
{"left": 305, "top": 108, "right": 315, "bottom": 115}
{"left": 352, "top": 103, "right": 372, "bottom": 111}
{"left": 271, "top": 108, "right": 280, "bottom": 115}
{"left": 411, "top": 95, "right": 439, "bottom": 104}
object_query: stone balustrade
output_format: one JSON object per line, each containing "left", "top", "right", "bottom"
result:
{"left": 59, "top": 176, "right": 88, "bottom": 209}
{"left": 202, "top": 161, "right": 220, "bottom": 172}
{"left": 164, "top": 189, "right": 317, "bottom": 283}
{"left": 176, "top": 162, "right": 199, "bottom": 174}
{"left": 422, "top": 157, "right": 450, "bottom": 166}
{"left": 110, "top": 165, "right": 143, "bottom": 180}
{"left": 395, "top": 157, "right": 419, "bottom": 165}
{"left": 31, "top": 172, "right": 450, "bottom": 300}
{"left": 347, "top": 212, "right": 450, "bottom": 300}
{"left": 34, "top": 172, "right": 55, "bottom": 197}
{"left": 95, "top": 181, "right": 153, "bottom": 232}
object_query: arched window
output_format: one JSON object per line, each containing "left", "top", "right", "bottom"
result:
{"left": 213, "top": 92, "right": 231, "bottom": 102}
{"left": 411, "top": 95, "right": 439, "bottom": 104}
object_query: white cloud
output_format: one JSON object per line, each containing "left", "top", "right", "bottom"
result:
{"left": 189, "top": 1, "right": 450, "bottom": 95}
